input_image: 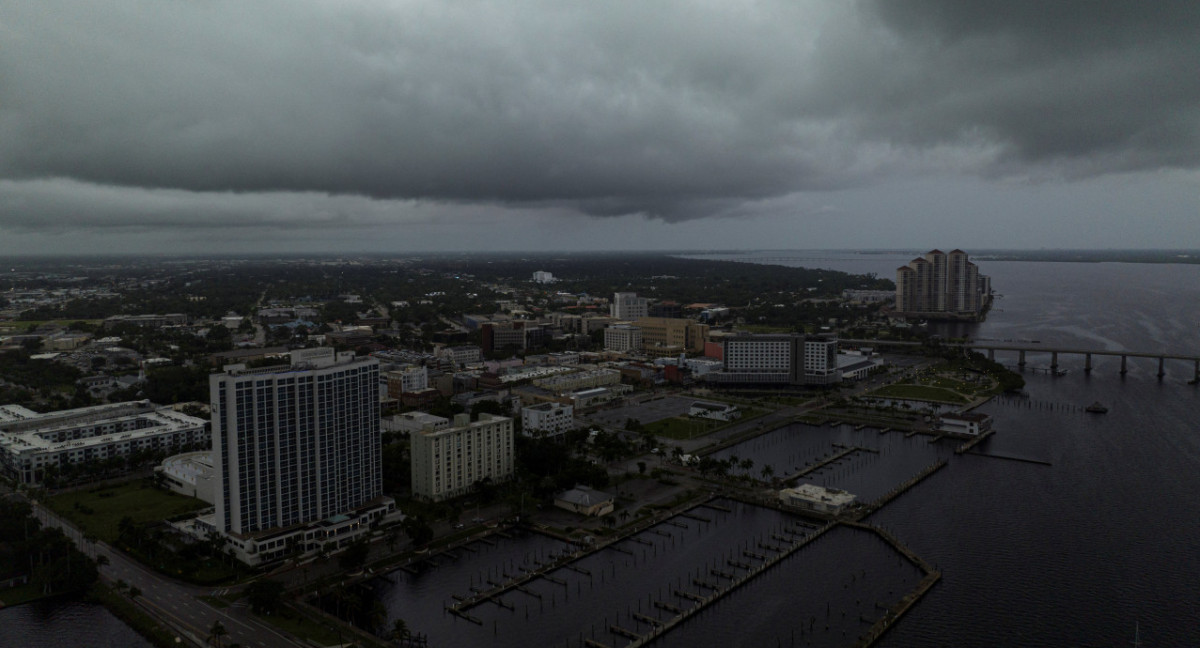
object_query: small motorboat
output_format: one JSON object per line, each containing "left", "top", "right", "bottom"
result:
{"left": 1085, "top": 401, "right": 1108, "bottom": 414}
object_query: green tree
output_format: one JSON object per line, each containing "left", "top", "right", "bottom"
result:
{"left": 338, "top": 539, "right": 371, "bottom": 572}
{"left": 244, "top": 579, "right": 285, "bottom": 616}
{"left": 208, "top": 620, "right": 228, "bottom": 648}
{"left": 392, "top": 618, "right": 410, "bottom": 641}
{"left": 402, "top": 516, "right": 433, "bottom": 547}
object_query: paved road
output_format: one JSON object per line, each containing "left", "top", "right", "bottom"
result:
{"left": 25, "top": 495, "right": 306, "bottom": 648}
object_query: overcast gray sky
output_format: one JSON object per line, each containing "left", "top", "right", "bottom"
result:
{"left": 1, "top": 1, "right": 1197, "bottom": 255}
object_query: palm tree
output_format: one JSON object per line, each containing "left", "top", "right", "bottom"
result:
{"left": 208, "top": 620, "right": 228, "bottom": 648}
{"left": 760, "top": 465, "right": 775, "bottom": 481}
{"left": 392, "top": 618, "right": 410, "bottom": 642}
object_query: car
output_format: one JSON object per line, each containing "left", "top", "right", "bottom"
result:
{"left": 471, "top": 517, "right": 484, "bottom": 523}
{"left": 453, "top": 523, "right": 465, "bottom": 529}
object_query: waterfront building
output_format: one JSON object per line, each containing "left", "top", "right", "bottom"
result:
{"left": 0, "top": 401, "right": 208, "bottom": 485}
{"left": 410, "top": 412, "right": 515, "bottom": 502}
{"left": 779, "top": 483, "right": 857, "bottom": 515}
{"left": 895, "top": 249, "right": 989, "bottom": 319}
{"left": 938, "top": 412, "right": 992, "bottom": 437}
{"left": 610, "top": 292, "right": 648, "bottom": 320}
{"left": 837, "top": 353, "right": 886, "bottom": 381}
{"left": 521, "top": 402, "right": 575, "bottom": 439}
{"left": 708, "top": 334, "right": 843, "bottom": 386}
{"left": 604, "top": 324, "right": 643, "bottom": 353}
{"left": 802, "top": 337, "right": 840, "bottom": 385}
{"left": 205, "top": 348, "right": 397, "bottom": 564}
{"left": 554, "top": 486, "right": 614, "bottom": 517}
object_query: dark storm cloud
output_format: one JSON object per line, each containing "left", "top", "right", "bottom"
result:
{"left": 0, "top": 1, "right": 1196, "bottom": 230}
{"left": 824, "top": 1, "right": 1200, "bottom": 174}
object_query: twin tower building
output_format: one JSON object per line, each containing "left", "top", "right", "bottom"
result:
{"left": 895, "top": 249, "right": 991, "bottom": 320}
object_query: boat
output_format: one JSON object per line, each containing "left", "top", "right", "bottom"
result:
{"left": 1085, "top": 401, "right": 1109, "bottom": 414}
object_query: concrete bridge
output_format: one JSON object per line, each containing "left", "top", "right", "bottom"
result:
{"left": 839, "top": 339, "right": 1200, "bottom": 381}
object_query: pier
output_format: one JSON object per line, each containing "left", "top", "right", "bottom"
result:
{"left": 625, "top": 523, "right": 836, "bottom": 648}
{"left": 954, "top": 429, "right": 994, "bottom": 454}
{"left": 866, "top": 459, "right": 948, "bottom": 512}
{"left": 783, "top": 445, "right": 874, "bottom": 485}
{"left": 843, "top": 522, "right": 942, "bottom": 647}
{"left": 967, "top": 452, "right": 1052, "bottom": 467}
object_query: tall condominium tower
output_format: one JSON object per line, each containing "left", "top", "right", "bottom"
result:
{"left": 896, "top": 249, "right": 989, "bottom": 318}
{"left": 210, "top": 348, "right": 381, "bottom": 536}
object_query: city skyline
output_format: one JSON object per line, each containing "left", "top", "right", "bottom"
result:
{"left": 1, "top": 2, "right": 1197, "bottom": 256}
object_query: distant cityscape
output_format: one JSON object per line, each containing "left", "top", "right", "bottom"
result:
{"left": 0, "top": 250, "right": 1098, "bottom": 647}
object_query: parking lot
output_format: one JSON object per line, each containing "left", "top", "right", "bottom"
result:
{"left": 585, "top": 394, "right": 700, "bottom": 428}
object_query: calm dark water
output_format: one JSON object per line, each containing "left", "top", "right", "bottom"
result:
{"left": 0, "top": 599, "right": 153, "bottom": 648}
{"left": 730, "top": 254, "right": 1200, "bottom": 646}
{"left": 375, "top": 502, "right": 919, "bottom": 647}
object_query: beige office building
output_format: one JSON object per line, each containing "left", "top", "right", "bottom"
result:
{"left": 896, "top": 249, "right": 988, "bottom": 317}
{"left": 635, "top": 317, "right": 709, "bottom": 354}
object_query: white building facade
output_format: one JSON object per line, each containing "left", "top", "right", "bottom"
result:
{"left": 210, "top": 348, "right": 389, "bottom": 538}
{"left": 521, "top": 403, "right": 575, "bottom": 439}
{"left": 708, "top": 334, "right": 842, "bottom": 386}
{"left": 410, "top": 413, "right": 515, "bottom": 502}
{"left": 0, "top": 401, "right": 208, "bottom": 486}
{"left": 604, "top": 325, "right": 643, "bottom": 353}
{"left": 802, "top": 337, "right": 840, "bottom": 385}
{"left": 610, "top": 292, "right": 648, "bottom": 320}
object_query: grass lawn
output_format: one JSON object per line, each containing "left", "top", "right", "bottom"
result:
{"left": 0, "top": 581, "right": 49, "bottom": 606}
{"left": 46, "top": 480, "right": 208, "bottom": 543}
{"left": 647, "top": 406, "right": 769, "bottom": 440}
{"left": 262, "top": 610, "right": 353, "bottom": 647}
{"left": 870, "top": 384, "right": 968, "bottom": 404}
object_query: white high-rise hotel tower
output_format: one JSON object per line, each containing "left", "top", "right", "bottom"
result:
{"left": 210, "top": 348, "right": 395, "bottom": 562}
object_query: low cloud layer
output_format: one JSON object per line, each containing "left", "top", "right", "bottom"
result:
{"left": 1, "top": 1, "right": 1197, "bottom": 240}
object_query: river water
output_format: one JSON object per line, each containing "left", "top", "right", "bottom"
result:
{"left": 0, "top": 599, "right": 152, "bottom": 648}
{"left": 690, "top": 251, "right": 1200, "bottom": 646}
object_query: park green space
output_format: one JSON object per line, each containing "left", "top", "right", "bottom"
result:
{"left": 46, "top": 479, "right": 208, "bottom": 543}
{"left": 646, "top": 407, "right": 769, "bottom": 439}
{"left": 869, "top": 384, "right": 968, "bottom": 404}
